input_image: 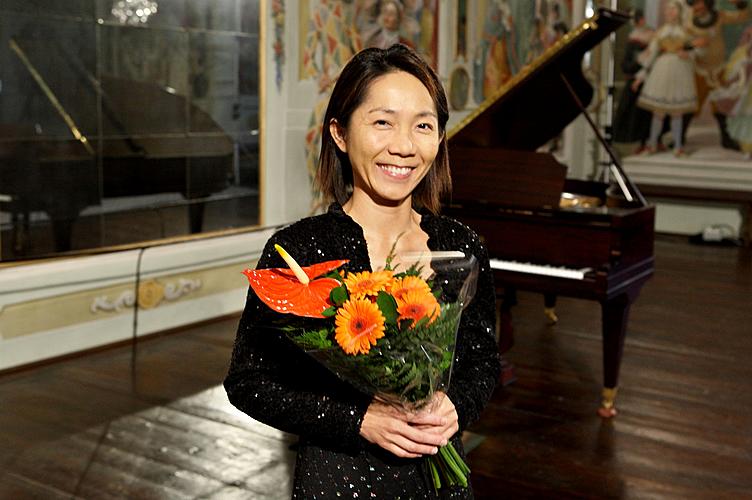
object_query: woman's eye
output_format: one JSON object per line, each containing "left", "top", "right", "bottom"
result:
{"left": 374, "top": 119, "right": 390, "bottom": 127}
{"left": 417, "top": 122, "right": 435, "bottom": 131}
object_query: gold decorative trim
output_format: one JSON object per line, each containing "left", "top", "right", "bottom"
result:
{"left": 88, "top": 277, "right": 202, "bottom": 312}
{"left": 446, "top": 16, "right": 599, "bottom": 140}
{"left": 0, "top": 261, "right": 255, "bottom": 339}
{"left": 8, "top": 38, "right": 95, "bottom": 155}
{"left": 601, "top": 387, "right": 618, "bottom": 410}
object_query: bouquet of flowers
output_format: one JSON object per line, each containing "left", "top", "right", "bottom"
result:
{"left": 243, "top": 244, "right": 479, "bottom": 491}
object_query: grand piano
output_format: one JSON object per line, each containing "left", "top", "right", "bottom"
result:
{"left": 0, "top": 36, "right": 234, "bottom": 257}
{"left": 444, "top": 8, "right": 655, "bottom": 417}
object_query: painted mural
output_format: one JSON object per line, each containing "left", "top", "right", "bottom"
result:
{"left": 614, "top": 0, "right": 752, "bottom": 162}
{"left": 471, "top": 0, "right": 573, "bottom": 104}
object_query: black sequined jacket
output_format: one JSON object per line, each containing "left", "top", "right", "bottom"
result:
{"left": 224, "top": 203, "right": 501, "bottom": 498}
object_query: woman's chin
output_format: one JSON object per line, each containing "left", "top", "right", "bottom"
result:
{"left": 367, "top": 186, "right": 415, "bottom": 207}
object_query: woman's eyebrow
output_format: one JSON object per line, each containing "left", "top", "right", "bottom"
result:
{"left": 367, "top": 107, "right": 437, "bottom": 119}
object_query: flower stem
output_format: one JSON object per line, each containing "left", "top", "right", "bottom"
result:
{"left": 447, "top": 442, "right": 471, "bottom": 476}
{"left": 440, "top": 445, "right": 467, "bottom": 488}
{"left": 427, "top": 456, "right": 441, "bottom": 492}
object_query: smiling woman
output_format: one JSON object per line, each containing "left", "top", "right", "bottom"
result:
{"left": 224, "top": 44, "right": 501, "bottom": 498}
{"left": 330, "top": 71, "right": 440, "bottom": 204}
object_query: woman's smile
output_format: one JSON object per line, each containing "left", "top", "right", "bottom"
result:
{"left": 377, "top": 163, "right": 416, "bottom": 180}
{"left": 330, "top": 70, "right": 440, "bottom": 205}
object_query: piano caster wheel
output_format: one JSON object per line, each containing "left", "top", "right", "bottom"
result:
{"left": 544, "top": 307, "right": 558, "bottom": 325}
{"left": 598, "top": 387, "right": 618, "bottom": 418}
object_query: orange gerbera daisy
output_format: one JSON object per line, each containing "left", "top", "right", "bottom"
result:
{"left": 397, "top": 290, "right": 440, "bottom": 326}
{"left": 389, "top": 275, "right": 432, "bottom": 302}
{"left": 343, "top": 270, "right": 394, "bottom": 299}
{"left": 335, "top": 298, "right": 386, "bottom": 355}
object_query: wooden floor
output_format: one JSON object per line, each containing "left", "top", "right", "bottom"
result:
{"left": 1, "top": 235, "right": 750, "bottom": 499}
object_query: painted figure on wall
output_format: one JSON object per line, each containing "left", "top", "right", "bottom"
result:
{"left": 404, "top": 0, "right": 438, "bottom": 65}
{"left": 684, "top": 0, "right": 750, "bottom": 150}
{"left": 301, "top": 0, "right": 362, "bottom": 205}
{"left": 359, "top": 0, "right": 413, "bottom": 49}
{"left": 356, "top": 0, "right": 437, "bottom": 65}
{"left": 538, "top": 0, "right": 570, "bottom": 48}
{"left": 635, "top": 0, "right": 698, "bottom": 156}
{"left": 717, "top": 25, "right": 752, "bottom": 157}
{"left": 524, "top": 1, "right": 569, "bottom": 64}
{"left": 474, "top": 0, "right": 519, "bottom": 103}
{"left": 471, "top": 0, "right": 572, "bottom": 103}
{"left": 613, "top": 8, "right": 656, "bottom": 152}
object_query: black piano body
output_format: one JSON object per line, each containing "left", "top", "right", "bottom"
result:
{"left": 0, "top": 37, "right": 234, "bottom": 257}
{"left": 444, "top": 8, "right": 655, "bottom": 417}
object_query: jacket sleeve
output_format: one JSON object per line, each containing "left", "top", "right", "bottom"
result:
{"left": 445, "top": 231, "right": 502, "bottom": 431}
{"left": 223, "top": 234, "right": 371, "bottom": 449}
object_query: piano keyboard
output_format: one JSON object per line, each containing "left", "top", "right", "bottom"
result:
{"left": 489, "top": 259, "right": 592, "bottom": 280}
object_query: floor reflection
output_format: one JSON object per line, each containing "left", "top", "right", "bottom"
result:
{"left": 3, "top": 385, "right": 296, "bottom": 499}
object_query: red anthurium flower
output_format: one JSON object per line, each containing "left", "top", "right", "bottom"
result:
{"left": 243, "top": 256, "right": 348, "bottom": 318}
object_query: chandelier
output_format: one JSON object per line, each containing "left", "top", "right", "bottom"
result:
{"left": 111, "top": 0, "right": 158, "bottom": 25}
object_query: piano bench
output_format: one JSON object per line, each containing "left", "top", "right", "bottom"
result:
{"left": 638, "top": 184, "right": 752, "bottom": 246}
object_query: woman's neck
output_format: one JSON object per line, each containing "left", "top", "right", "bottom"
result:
{"left": 342, "top": 191, "right": 429, "bottom": 271}
{"left": 342, "top": 191, "right": 418, "bottom": 242}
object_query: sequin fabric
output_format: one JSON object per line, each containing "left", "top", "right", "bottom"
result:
{"left": 224, "top": 203, "right": 501, "bottom": 499}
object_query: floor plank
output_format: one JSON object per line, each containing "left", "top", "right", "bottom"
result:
{"left": 1, "top": 235, "right": 750, "bottom": 498}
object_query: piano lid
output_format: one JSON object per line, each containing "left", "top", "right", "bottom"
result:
{"left": 448, "top": 8, "right": 630, "bottom": 151}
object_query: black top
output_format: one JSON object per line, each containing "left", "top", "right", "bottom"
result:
{"left": 224, "top": 203, "right": 501, "bottom": 498}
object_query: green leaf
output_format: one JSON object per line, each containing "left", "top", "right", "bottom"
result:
{"left": 376, "top": 291, "right": 399, "bottom": 324}
{"left": 324, "top": 270, "right": 344, "bottom": 283}
{"left": 321, "top": 306, "right": 336, "bottom": 317}
{"left": 330, "top": 285, "right": 348, "bottom": 306}
{"left": 293, "top": 328, "right": 333, "bottom": 349}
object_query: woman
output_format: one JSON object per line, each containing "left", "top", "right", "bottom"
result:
{"left": 633, "top": 0, "right": 698, "bottom": 156}
{"left": 224, "top": 44, "right": 501, "bottom": 498}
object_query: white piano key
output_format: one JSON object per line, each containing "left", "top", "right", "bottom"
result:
{"left": 489, "top": 259, "right": 592, "bottom": 280}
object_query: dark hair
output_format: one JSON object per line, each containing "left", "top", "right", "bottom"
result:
{"left": 632, "top": 7, "right": 645, "bottom": 23}
{"left": 315, "top": 44, "right": 451, "bottom": 213}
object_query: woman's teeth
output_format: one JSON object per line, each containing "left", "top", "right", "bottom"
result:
{"left": 380, "top": 164, "right": 412, "bottom": 175}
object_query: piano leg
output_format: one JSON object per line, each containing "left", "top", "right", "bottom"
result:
{"left": 10, "top": 209, "right": 30, "bottom": 255}
{"left": 543, "top": 293, "right": 558, "bottom": 325}
{"left": 598, "top": 293, "right": 633, "bottom": 418}
{"left": 188, "top": 199, "right": 207, "bottom": 234}
{"left": 52, "top": 217, "right": 75, "bottom": 252}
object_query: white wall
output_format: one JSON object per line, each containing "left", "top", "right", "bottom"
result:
{"left": 0, "top": 229, "right": 275, "bottom": 371}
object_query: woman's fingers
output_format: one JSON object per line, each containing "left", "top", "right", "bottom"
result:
{"left": 390, "top": 431, "right": 442, "bottom": 456}
{"left": 406, "top": 411, "right": 446, "bottom": 427}
{"left": 409, "top": 393, "right": 459, "bottom": 441}
{"left": 360, "top": 401, "right": 447, "bottom": 458}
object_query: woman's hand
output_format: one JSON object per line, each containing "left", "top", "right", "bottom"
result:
{"left": 413, "top": 391, "right": 460, "bottom": 443}
{"left": 360, "top": 399, "right": 448, "bottom": 458}
{"left": 631, "top": 78, "right": 643, "bottom": 92}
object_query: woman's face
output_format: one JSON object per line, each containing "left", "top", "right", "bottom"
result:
{"left": 665, "top": 3, "right": 680, "bottom": 23}
{"left": 331, "top": 70, "right": 440, "bottom": 206}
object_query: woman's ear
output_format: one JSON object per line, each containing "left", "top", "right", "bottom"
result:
{"left": 329, "top": 118, "right": 347, "bottom": 153}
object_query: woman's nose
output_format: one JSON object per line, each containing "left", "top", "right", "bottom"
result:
{"left": 389, "top": 129, "right": 415, "bottom": 156}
